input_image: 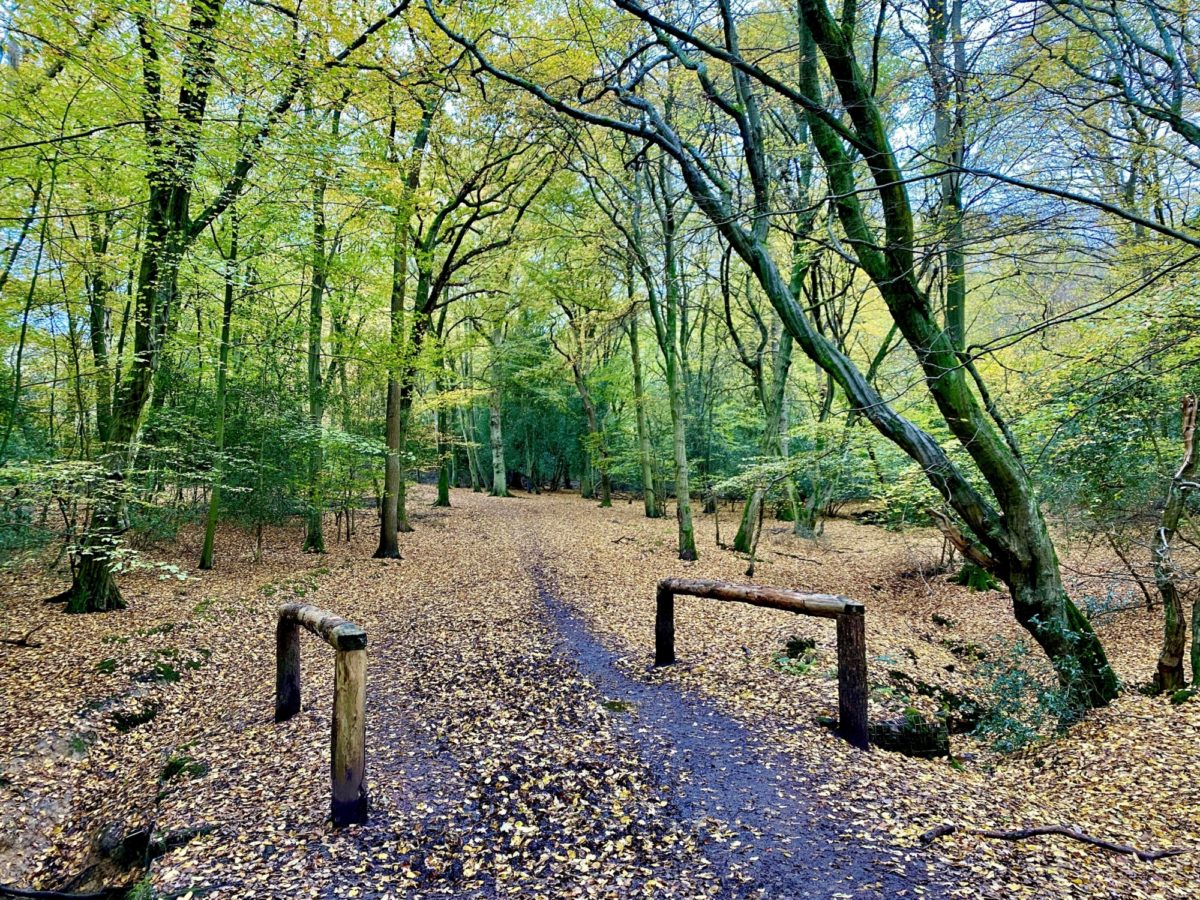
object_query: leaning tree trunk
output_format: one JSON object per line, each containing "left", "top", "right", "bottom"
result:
{"left": 1155, "top": 394, "right": 1197, "bottom": 692}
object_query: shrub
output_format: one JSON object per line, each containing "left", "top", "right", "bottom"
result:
{"left": 972, "top": 640, "right": 1076, "bottom": 753}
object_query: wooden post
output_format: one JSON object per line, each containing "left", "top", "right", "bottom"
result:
{"left": 275, "top": 603, "right": 369, "bottom": 826}
{"left": 651, "top": 579, "right": 869, "bottom": 748}
{"left": 331, "top": 648, "right": 367, "bottom": 827}
{"left": 836, "top": 610, "right": 869, "bottom": 750}
{"left": 655, "top": 583, "right": 675, "bottom": 666}
{"left": 275, "top": 617, "right": 302, "bottom": 723}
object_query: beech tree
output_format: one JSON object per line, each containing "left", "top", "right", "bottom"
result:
{"left": 428, "top": 0, "right": 1121, "bottom": 706}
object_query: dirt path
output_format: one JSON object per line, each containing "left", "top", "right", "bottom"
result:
{"left": 530, "top": 556, "right": 928, "bottom": 897}
{"left": 3, "top": 491, "right": 969, "bottom": 897}
{"left": 320, "top": 497, "right": 935, "bottom": 897}
{"left": 8, "top": 489, "right": 1198, "bottom": 898}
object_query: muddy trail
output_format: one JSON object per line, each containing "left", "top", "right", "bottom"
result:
{"left": 314, "top": 499, "right": 936, "bottom": 897}
{"left": 320, "top": 516, "right": 934, "bottom": 898}
{"left": 529, "top": 556, "right": 929, "bottom": 898}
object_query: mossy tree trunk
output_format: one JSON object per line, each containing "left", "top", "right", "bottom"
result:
{"left": 534, "top": 0, "right": 1120, "bottom": 706}
{"left": 1154, "top": 395, "right": 1197, "bottom": 692}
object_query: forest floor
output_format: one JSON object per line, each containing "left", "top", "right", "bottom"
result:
{"left": 1, "top": 488, "right": 1198, "bottom": 898}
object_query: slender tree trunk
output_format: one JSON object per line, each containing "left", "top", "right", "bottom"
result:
{"left": 733, "top": 339, "right": 787, "bottom": 550}
{"left": 665, "top": 337, "right": 696, "bottom": 559}
{"left": 0, "top": 157, "right": 56, "bottom": 463}
{"left": 303, "top": 112, "right": 329, "bottom": 554}
{"left": 929, "top": 0, "right": 967, "bottom": 351}
{"left": 0, "top": 178, "right": 42, "bottom": 299}
{"left": 627, "top": 311, "right": 660, "bottom": 517}
{"left": 459, "top": 401, "right": 482, "bottom": 492}
{"left": 434, "top": 372, "right": 451, "bottom": 507}
{"left": 199, "top": 213, "right": 237, "bottom": 569}
{"left": 573, "top": 367, "right": 611, "bottom": 507}
{"left": 651, "top": 164, "right": 697, "bottom": 560}
{"left": 376, "top": 101, "right": 433, "bottom": 557}
{"left": 489, "top": 393, "right": 507, "bottom": 497}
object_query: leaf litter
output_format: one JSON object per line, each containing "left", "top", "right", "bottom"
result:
{"left": 0, "top": 487, "right": 1196, "bottom": 898}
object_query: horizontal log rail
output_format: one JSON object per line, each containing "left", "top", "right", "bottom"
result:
{"left": 275, "top": 602, "right": 368, "bottom": 827}
{"left": 654, "top": 577, "right": 869, "bottom": 750}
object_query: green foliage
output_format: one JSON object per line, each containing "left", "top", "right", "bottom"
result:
{"left": 972, "top": 641, "right": 1076, "bottom": 753}
{"left": 949, "top": 563, "right": 1000, "bottom": 592}
{"left": 772, "top": 636, "right": 819, "bottom": 676}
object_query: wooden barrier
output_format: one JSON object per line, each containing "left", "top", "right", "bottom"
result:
{"left": 275, "top": 602, "right": 368, "bottom": 827}
{"left": 654, "top": 577, "right": 869, "bottom": 750}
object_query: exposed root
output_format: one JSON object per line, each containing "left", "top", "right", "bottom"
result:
{"left": 920, "top": 822, "right": 1189, "bottom": 862}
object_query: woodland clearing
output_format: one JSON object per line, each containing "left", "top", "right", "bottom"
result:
{"left": 2, "top": 487, "right": 1197, "bottom": 899}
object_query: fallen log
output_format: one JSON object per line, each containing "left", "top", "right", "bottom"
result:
{"left": 919, "top": 822, "right": 1188, "bottom": 862}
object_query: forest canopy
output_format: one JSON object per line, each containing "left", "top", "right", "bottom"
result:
{"left": 1, "top": 0, "right": 1198, "bottom": 708}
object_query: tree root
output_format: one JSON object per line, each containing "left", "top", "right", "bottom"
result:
{"left": 772, "top": 550, "right": 816, "bottom": 562}
{"left": 920, "top": 822, "right": 1188, "bottom": 862}
{"left": 0, "top": 884, "right": 126, "bottom": 899}
{"left": 0, "top": 624, "right": 45, "bottom": 647}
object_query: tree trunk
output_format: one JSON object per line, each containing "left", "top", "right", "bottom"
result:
{"left": 928, "top": 0, "right": 967, "bottom": 351}
{"left": 395, "top": 406, "right": 414, "bottom": 532}
{"left": 489, "top": 391, "right": 507, "bottom": 497}
{"left": 66, "top": 527, "right": 125, "bottom": 613}
{"left": 1155, "top": 395, "right": 1197, "bottom": 692}
{"left": 573, "top": 366, "right": 611, "bottom": 507}
{"left": 459, "top": 401, "right": 482, "bottom": 492}
{"left": 376, "top": 102, "right": 433, "bottom": 556}
{"left": 303, "top": 120, "right": 328, "bottom": 554}
{"left": 627, "top": 313, "right": 660, "bottom": 518}
{"left": 735, "top": 490, "right": 766, "bottom": 553}
{"left": 199, "top": 213, "right": 237, "bottom": 569}
{"left": 666, "top": 349, "right": 697, "bottom": 560}
{"left": 434, "top": 375, "right": 451, "bottom": 507}
{"left": 651, "top": 162, "right": 697, "bottom": 560}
